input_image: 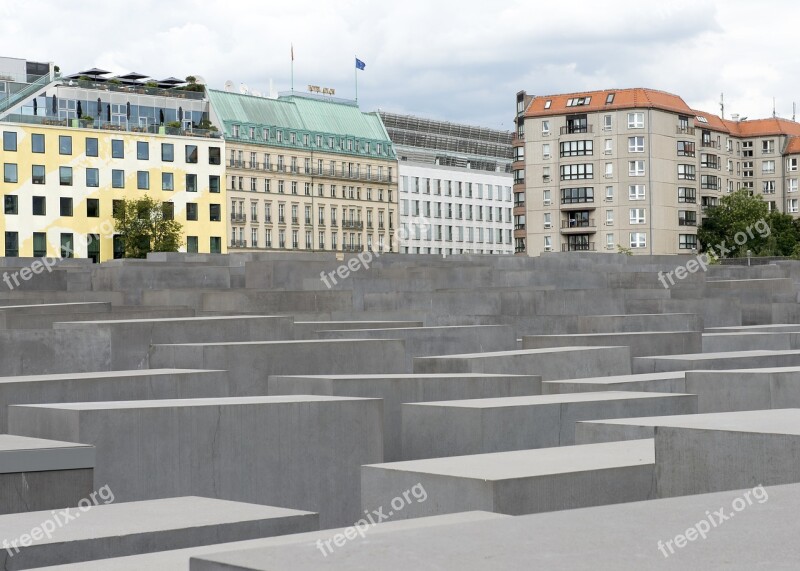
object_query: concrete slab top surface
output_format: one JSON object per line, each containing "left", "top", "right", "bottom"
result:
{"left": 187, "top": 484, "right": 800, "bottom": 570}
{"left": 408, "top": 391, "right": 692, "bottom": 409}
{"left": 0, "top": 435, "right": 95, "bottom": 473}
{"left": 155, "top": 338, "right": 391, "bottom": 347}
{"left": 416, "top": 346, "right": 626, "bottom": 359}
{"left": 545, "top": 372, "right": 687, "bottom": 385}
{"left": 364, "top": 439, "right": 655, "bottom": 479}
{"left": 523, "top": 331, "right": 692, "bottom": 338}
{"left": 324, "top": 325, "right": 504, "bottom": 332}
{"left": 0, "top": 302, "right": 106, "bottom": 310}
{"left": 0, "top": 435, "right": 91, "bottom": 451}
{"left": 639, "top": 349, "right": 800, "bottom": 361}
{"left": 0, "top": 369, "right": 225, "bottom": 384}
{"left": 273, "top": 373, "right": 537, "bottom": 380}
{"left": 11, "top": 395, "right": 380, "bottom": 411}
{"left": 689, "top": 366, "right": 800, "bottom": 374}
{"left": 55, "top": 315, "right": 290, "bottom": 325}
{"left": 0, "top": 497, "right": 314, "bottom": 544}
{"left": 29, "top": 512, "right": 507, "bottom": 570}
{"left": 577, "top": 408, "right": 800, "bottom": 435}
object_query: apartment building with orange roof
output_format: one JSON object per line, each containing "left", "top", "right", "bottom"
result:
{"left": 513, "top": 87, "right": 800, "bottom": 256}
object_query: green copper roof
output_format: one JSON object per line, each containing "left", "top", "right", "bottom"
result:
{"left": 207, "top": 89, "right": 391, "bottom": 142}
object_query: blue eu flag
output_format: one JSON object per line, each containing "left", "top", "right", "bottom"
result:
{"left": 355, "top": 58, "right": 366, "bottom": 70}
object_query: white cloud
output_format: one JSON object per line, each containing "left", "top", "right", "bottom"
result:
{"left": 0, "top": 0, "right": 797, "bottom": 128}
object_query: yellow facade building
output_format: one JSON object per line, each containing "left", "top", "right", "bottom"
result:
{"left": 1, "top": 123, "right": 226, "bottom": 261}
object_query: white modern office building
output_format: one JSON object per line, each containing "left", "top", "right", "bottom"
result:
{"left": 380, "top": 112, "right": 514, "bottom": 255}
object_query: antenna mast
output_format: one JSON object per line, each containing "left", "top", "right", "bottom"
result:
{"left": 720, "top": 93, "right": 724, "bottom": 119}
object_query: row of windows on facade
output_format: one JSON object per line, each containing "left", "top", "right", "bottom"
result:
{"left": 527, "top": 163, "right": 728, "bottom": 186}
{"left": 536, "top": 208, "right": 697, "bottom": 227}
{"left": 403, "top": 247, "right": 512, "bottom": 255}
{"left": 1, "top": 131, "right": 221, "bottom": 164}
{"left": 528, "top": 113, "right": 782, "bottom": 152}
{"left": 520, "top": 139, "right": 800, "bottom": 175}
{"left": 544, "top": 186, "right": 715, "bottom": 205}
{"left": 3, "top": 195, "right": 222, "bottom": 221}
{"left": 400, "top": 199, "right": 510, "bottom": 222}
{"left": 401, "top": 225, "right": 513, "bottom": 244}
{"left": 541, "top": 233, "right": 698, "bottom": 251}
{"left": 228, "top": 176, "right": 392, "bottom": 201}
{"left": 230, "top": 201, "right": 392, "bottom": 228}
{"left": 2, "top": 164, "right": 221, "bottom": 192}
{"left": 401, "top": 176, "right": 512, "bottom": 201}
{"left": 2, "top": 233, "right": 223, "bottom": 259}
{"left": 229, "top": 151, "right": 393, "bottom": 180}
{"left": 229, "top": 227, "right": 392, "bottom": 251}
{"left": 229, "top": 125, "right": 390, "bottom": 156}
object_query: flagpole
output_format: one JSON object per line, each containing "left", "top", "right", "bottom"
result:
{"left": 291, "top": 44, "right": 294, "bottom": 93}
{"left": 354, "top": 56, "right": 358, "bottom": 103}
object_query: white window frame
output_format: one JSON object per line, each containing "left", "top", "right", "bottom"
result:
{"left": 627, "top": 112, "right": 644, "bottom": 129}
{"left": 628, "top": 160, "right": 645, "bottom": 176}
{"left": 789, "top": 199, "right": 799, "bottom": 213}
{"left": 542, "top": 120, "right": 550, "bottom": 135}
{"left": 629, "top": 184, "right": 646, "bottom": 200}
{"left": 629, "top": 208, "right": 646, "bottom": 225}
{"left": 603, "top": 115, "right": 612, "bottom": 131}
{"left": 628, "top": 136, "right": 644, "bottom": 153}
{"left": 629, "top": 232, "right": 647, "bottom": 249}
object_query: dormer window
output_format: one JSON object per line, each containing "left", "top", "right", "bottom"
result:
{"left": 606, "top": 93, "right": 615, "bottom": 104}
{"left": 544, "top": 100, "right": 552, "bottom": 109}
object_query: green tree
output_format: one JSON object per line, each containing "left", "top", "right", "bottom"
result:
{"left": 697, "top": 190, "right": 770, "bottom": 257}
{"left": 113, "top": 196, "right": 183, "bottom": 258}
{"left": 763, "top": 211, "right": 800, "bottom": 256}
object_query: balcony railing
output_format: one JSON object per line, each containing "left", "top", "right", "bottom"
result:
{"left": 560, "top": 125, "right": 593, "bottom": 135}
{"left": 342, "top": 244, "right": 364, "bottom": 252}
{"left": 514, "top": 201, "right": 526, "bottom": 207}
{"left": 514, "top": 223, "right": 526, "bottom": 230}
{"left": 701, "top": 140, "right": 719, "bottom": 149}
{"left": 677, "top": 126, "right": 696, "bottom": 135}
{"left": 342, "top": 220, "right": 364, "bottom": 230}
{"left": 230, "top": 213, "right": 246, "bottom": 223}
{"left": 562, "top": 242, "right": 595, "bottom": 252}
{"left": 230, "top": 240, "right": 248, "bottom": 248}
{"left": 251, "top": 214, "right": 258, "bottom": 222}
{"left": 2, "top": 113, "right": 220, "bottom": 138}
{"left": 291, "top": 217, "right": 299, "bottom": 224}
{"left": 561, "top": 218, "right": 595, "bottom": 229}
{"left": 512, "top": 132, "right": 525, "bottom": 143}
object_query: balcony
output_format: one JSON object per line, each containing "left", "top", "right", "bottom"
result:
{"left": 514, "top": 201, "right": 526, "bottom": 208}
{"left": 561, "top": 218, "right": 596, "bottom": 233}
{"left": 701, "top": 140, "right": 719, "bottom": 149}
{"left": 342, "top": 220, "right": 364, "bottom": 230}
{"left": 3, "top": 113, "right": 220, "bottom": 138}
{"left": 514, "top": 223, "right": 526, "bottom": 230}
{"left": 512, "top": 133, "right": 525, "bottom": 143}
{"left": 560, "top": 125, "right": 593, "bottom": 135}
{"left": 515, "top": 245, "right": 526, "bottom": 254}
{"left": 342, "top": 244, "right": 364, "bottom": 253}
{"left": 561, "top": 242, "right": 595, "bottom": 252}
{"left": 229, "top": 240, "right": 248, "bottom": 248}
{"left": 230, "top": 213, "right": 246, "bottom": 223}
{"left": 676, "top": 126, "right": 696, "bottom": 135}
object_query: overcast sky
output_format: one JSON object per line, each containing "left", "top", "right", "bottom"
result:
{"left": 1, "top": 0, "right": 797, "bottom": 131}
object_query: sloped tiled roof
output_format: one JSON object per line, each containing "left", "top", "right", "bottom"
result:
{"left": 524, "top": 88, "right": 694, "bottom": 118}
{"left": 784, "top": 136, "right": 800, "bottom": 155}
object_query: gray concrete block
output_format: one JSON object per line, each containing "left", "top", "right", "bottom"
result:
{"left": 149, "top": 339, "right": 408, "bottom": 395}
{"left": 542, "top": 372, "right": 687, "bottom": 394}
{"left": 633, "top": 349, "right": 800, "bottom": 373}
{"left": 401, "top": 392, "right": 697, "bottom": 459}
{"left": 685, "top": 367, "right": 800, "bottom": 412}
{"left": 54, "top": 316, "right": 295, "bottom": 369}
{"left": 8, "top": 396, "right": 383, "bottom": 528}
{"left": 653, "top": 409, "right": 800, "bottom": 497}
{"left": 0, "top": 330, "right": 112, "bottom": 376}
{"left": 185, "top": 484, "right": 800, "bottom": 570}
{"left": 268, "top": 374, "right": 541, "bottom": 461}
{"left": 35, "top": 512, "right": 506, "bottom": 570}
{"left": 0, "top": 496, "right": 317, "bottom": 570}
{"left": 292, "top": 320, "right": 423, "bottom": 339}
{"left": 0, "top": 436, "right": 94, "bottom": 515}
{"left": 522, "top": 331, "right": 701, "bottom": 357}
{"left": 317, "top": 325, "right": 517, "bottom": 369}
{"left": 413, "top": 346, "right": 632, "bottom": 380}
{"left": 0, "top": 369, "right": 229, "bottom": 429}
{"left": 700, "top": 332, "right": 800, "bottom": 353}
{"left": 362, "top": 440, "right": 655, "bottom": 519}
